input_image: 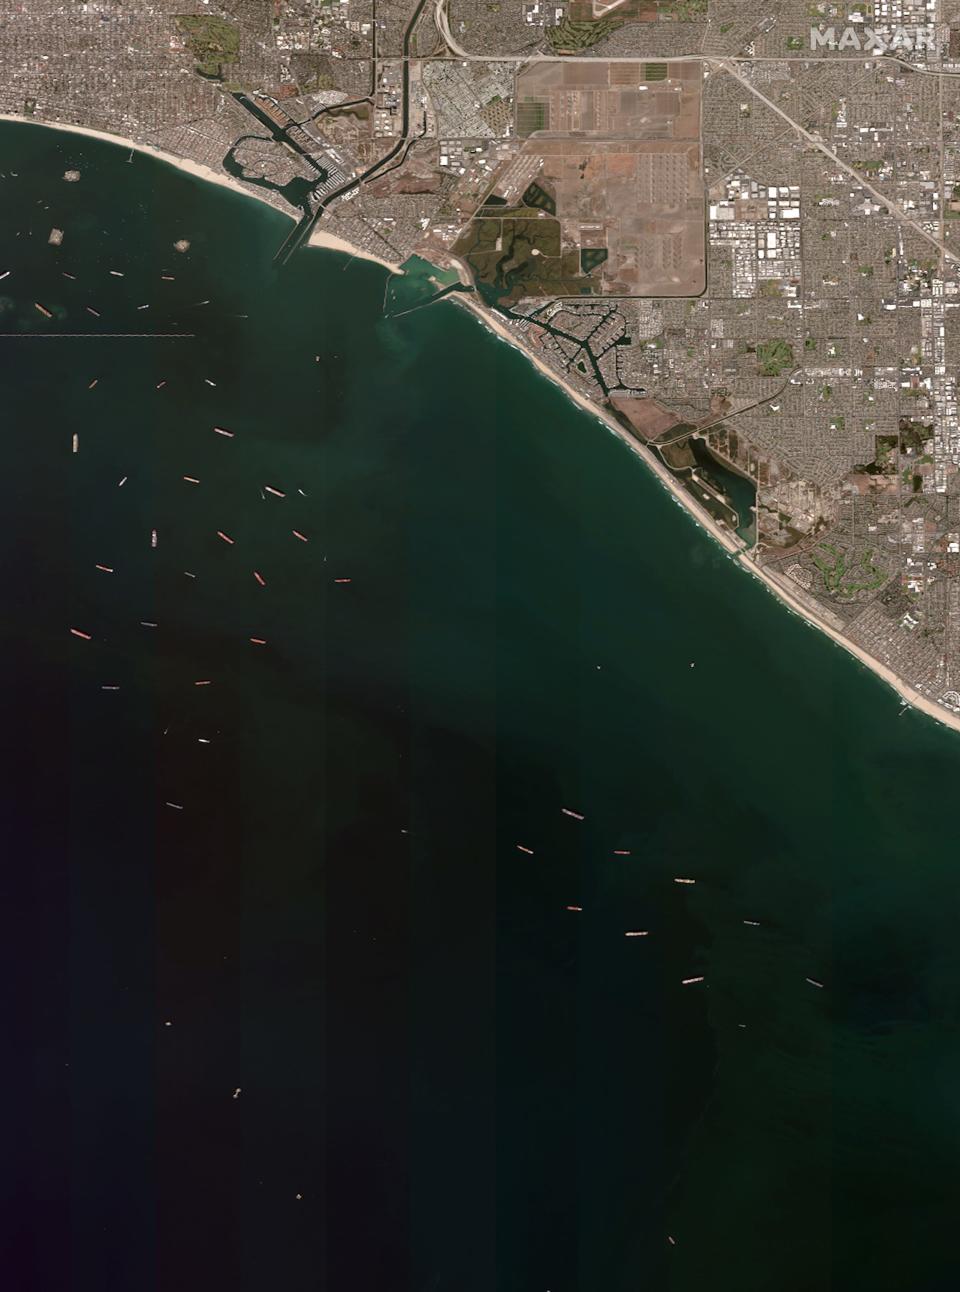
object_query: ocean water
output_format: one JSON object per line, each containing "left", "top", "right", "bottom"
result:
{"left": 4, "top": 120, "right": 960, "bottom": 1292}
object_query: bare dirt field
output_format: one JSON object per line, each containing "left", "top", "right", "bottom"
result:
{"left": 504, "top": 60, "right": 705, "bottom": 297}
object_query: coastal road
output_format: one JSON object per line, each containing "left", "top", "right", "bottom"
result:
{"left": 286, "top": 0, "right": 959, "bottom": 269}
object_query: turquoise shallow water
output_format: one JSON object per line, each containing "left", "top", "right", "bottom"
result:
{"left": 4, "top": 120, "right": 960, "bottom": 1292}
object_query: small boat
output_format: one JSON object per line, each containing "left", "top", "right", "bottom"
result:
{"left": 198, "top": 738, "right": 211, "bottom": 744}
{"left": 264, "top": 486, "right": 285, "bottom": 498}
{"left": 62, "top": 272, "right": 76, "bottom": 280}
{"left": 156, "top": 381, "right": 166, "bottom": 389}
{"left": 516, "top": 845, "right": 534, "bottom": 855}
{"left": 101, "top": 685, "right": 120, "bottom": 691}
{"left": 140, "top": 621, "right": 158, "bottom": 628}
{"left": 561, "top": 808, "right": 584, "bottom": 821}
{"left": 136, "top": 304, "right": 149, "bottom": 310}
{"left": 625, "top": 931, "right": 649, "bottom": 938}
{"left": 333, "top": 578, "right": 352, "bottom": 584}
{"left": 204, "top": 378, "right": 216, "bottom": 386}
{"left": 34, "top": 302, "right": 52, "bottom": 318}
{"left": 184, "top": 571, "right": 196, "bottom": 579}
{"left": 216, "top": 531, "right": 234, "bottom": 544}
{"left": 0, "top": 270, "right": 10, "bottom": 280}
{"left": 743, "top": 919, "right": 760, "bottom": 927}
{"left": 165, "top": 802, "right": 184, "bottom": 811}
{"left": 613, "top": 849, "right": 631, "bottom": 856}
{"left": 194, "top": 679, "right": 212, "bottom": 686}
{"left": 109, "top": 270, "right": 124, "bottom": 277}
{"left": 85, "top": 306, "right": 100, "bottom": 317}
{"left": 151, "top": 529, "right": 158, "bottom": 548}
{"left": 253, "top": 571, "right": 266, "bottom": 587}
{"left": 565, "top": 905, "right": 583, "bottom": 912}
{"left": 69, "top": 627, "right": 92, "bottom": 640}
{"left": 183, "top": 476, "right": 199, "bottom": 484}
{"left": 213, "top": 426, "right": 233, "bottom": 438}
{"left": 88, "top": 379, "right": 98, "bottom": 389}
{"left": 161, "top": 275, "right": 175, "bottom": 281}
{"left": 118, "top": 476, "right": 127, "bottom": 487}
{"left": 71, "top": 434, "right": 78, "bottom": 453}
{"left": 249, "top": 637, "right": 267, "bottom": 645}
{"left": 681, "top": 976, "right": 704, "bottom": 985}
{"left": 805, "top": 977, "right": 824, "bottom": 989}
{"left": 94, "top": 564, "right": 113, "bottom": 573}
{"left": 674, "top": 877, "right": 696, "bottom": 885}
{"left": 292, "top": 530, "right": 308, "bottom": 542}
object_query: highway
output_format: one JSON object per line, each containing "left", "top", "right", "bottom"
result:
{"left": 433, "top": 0, "right": 960, "bottom": 270}
{"left": 275, "top": 0, "right": 431, "bottom": 265}
{"left": 272, "top": 0, "right": 960, "bottom": 268}
{"left": 434, "top": 0, "right": 960, "bottom": 77}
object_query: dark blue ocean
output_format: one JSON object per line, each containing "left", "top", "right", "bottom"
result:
{"left": 4, "top": 120, "right": 960, "bottom": 1292}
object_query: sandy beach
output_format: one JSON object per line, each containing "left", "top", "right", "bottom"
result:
{"left": 454, "top": 295, "right": 745, "bottom": 562}
{"left": 455, "top": 295, "right": 960, "bottom": 737}
{"left": 3, "top": 108, "right": 955, "bottom": 734}
{"left": 739, "top": 558, "right": 960, "bottom": 734}
{"left": 0, "top": 112, "right": 404, "bottom": 275}
{"left": 305, "top": 227, "right": 402, "bottom": 274}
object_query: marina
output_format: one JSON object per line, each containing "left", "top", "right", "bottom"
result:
{"left": 5, "top": 116, "right": 960, "bottom": 1292}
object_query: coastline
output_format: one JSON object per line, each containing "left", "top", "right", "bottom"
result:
{"left": 738, "top": 558, "right": 960, "bottom": 734}
{"left": 306, "top": 227, "right": 402, "bottom": 274}
{"left": 454, "top": 294, "right": 960, "bottom": 737}
{"left": 3, "top": 108, "right": 953, "bottom": 733}
{"left": 0, "top": 112, "right": 403, "bottom": 275}
{"left": 453, "top": 294, "right": 745, "bottom": 564}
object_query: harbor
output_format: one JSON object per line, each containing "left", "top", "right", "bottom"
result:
{"left": 5, "top": 117, "right": 960, "bottom": 1292}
